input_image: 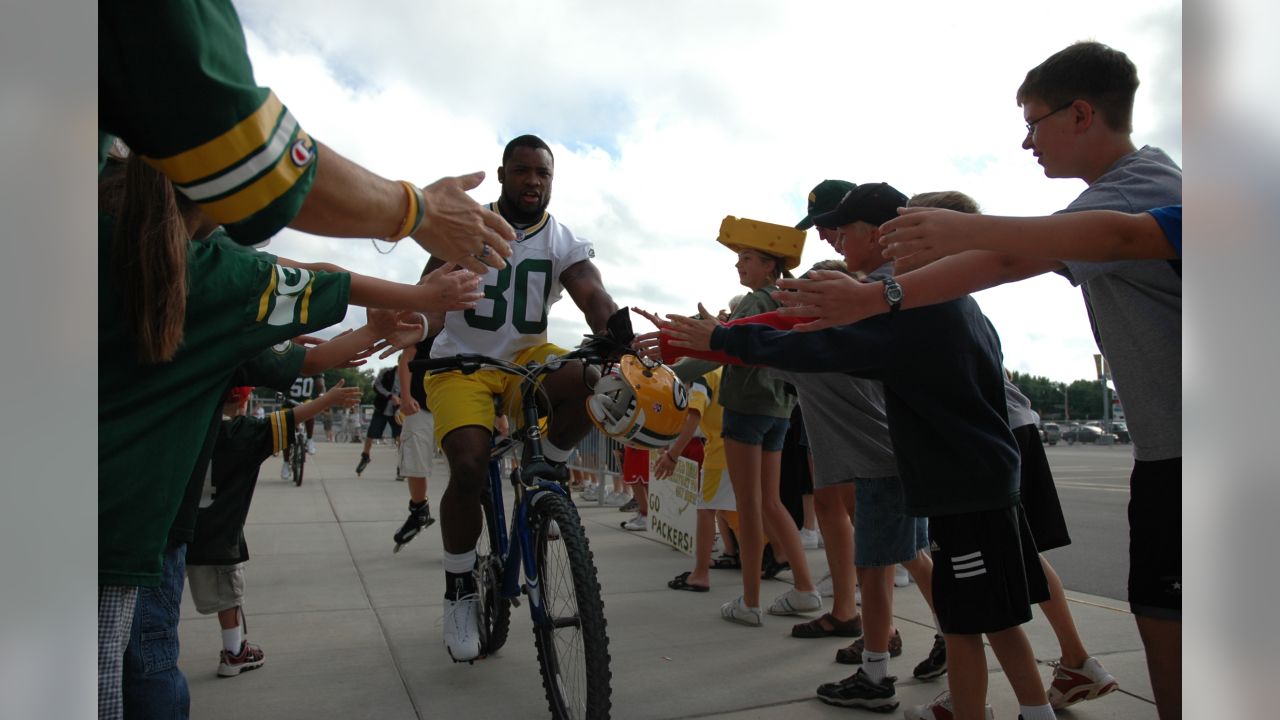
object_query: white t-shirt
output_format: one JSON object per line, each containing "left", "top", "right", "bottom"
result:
{"left": 431, "top": 205, "right": 594, "bottom": 360}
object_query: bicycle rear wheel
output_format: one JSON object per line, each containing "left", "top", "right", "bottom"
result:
{"left": 529, "top": 492, "right": 611, "bottom": 719}
{"left": 291, "top": 441, "right": 305, "bottom": 487}
{"left": 477, "top": 486, "right": 511, "bottom": 655}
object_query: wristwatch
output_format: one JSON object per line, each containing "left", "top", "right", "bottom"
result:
{"left": 882, "top": 277, "right": 904, "bottom": 313}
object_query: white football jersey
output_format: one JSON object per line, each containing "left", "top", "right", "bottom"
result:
{"left": 431, "top": 204, "right": 594, "bottom": 360}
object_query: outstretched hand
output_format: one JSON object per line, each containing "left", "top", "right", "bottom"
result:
{"left": 324, "top": 379, "right": 363, "bottom": 409}
{"left": 774, "top": 271, "right": 882, "bottom": 331}
{"left": 417, "top": 262, "right": 482, "bottom": 313}
{"left": 413, "top": 172, "right": 515, "bottom": 274}
{"left": 663, "top": 303, "right": 720, "bottom": 352}
{"left": 368, "top": 309, "right": 428, "bottom": 359}
{"left": 878, "top": 206, "right": 972, "bottom": 273}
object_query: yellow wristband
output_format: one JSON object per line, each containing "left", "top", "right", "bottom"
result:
{"left": 386, "top": 181, "right": 419, "bottom": 241}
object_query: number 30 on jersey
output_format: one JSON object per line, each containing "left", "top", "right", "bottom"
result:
{"left": 465, "top": 259, "right": 553, "bottom": 333}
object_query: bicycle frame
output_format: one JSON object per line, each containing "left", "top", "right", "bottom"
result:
{"left": 487, "top": 361, "right": 577, "bottom": 623}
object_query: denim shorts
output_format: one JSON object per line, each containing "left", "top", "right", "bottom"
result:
{"left": 721, "top": 408, "right": 790, "bottom": 451}
{"left": 854, "top": 476, "right": 929, "bottom": 567}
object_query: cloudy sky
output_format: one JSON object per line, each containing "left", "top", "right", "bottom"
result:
{"left": 236, "top": 0, "right": 1181, "bottom": 385}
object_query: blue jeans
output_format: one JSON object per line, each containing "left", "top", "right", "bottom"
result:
{"left": 123, "top": 544, "right": 190, "bottom": 720}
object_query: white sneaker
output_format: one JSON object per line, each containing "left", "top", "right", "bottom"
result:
{"left": 602, "top": 491, "right": 630, "bottom": 507}
{"left": 816, "top": 572, "right": 834, "bottom": 598}
{"left": 768, "top": 587, "right": 823, "bottom": 615}
{"left": 280, "top": 463, "right": 291, "bottom": 481}
{"left": 620, "top": 514, "right": 647, "bottom": 531}
{"left": 306, "top": 439, "right": 318, "bottom": 455}
{"left": 904, "top": 691, "right": 993, "bottom": 720}
{"left": 1048, "top": 656, "right": 1119, "bottom": 709}
{"left": 799, "top": 528, "right": 823, "bottom": 549}
{"left": 443, "top": 594, "right": 482, "bottom": 662}
{"left": 720, "top": 596, "right": 763, "bottom": 627}
{"left": 580, "top": 483, "right": 600, "bottom": 501}
{"left": 894, "top": 564, "right": 911, "bottom": 587}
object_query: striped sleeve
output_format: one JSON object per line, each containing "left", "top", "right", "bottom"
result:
{"left": 142, "top": 92, "right": 317, "bottom": 242}
{"left": 99, "top": 0, "right": 316, "bottom": 243}
{"left": 268, "top": 408, "right": 296, "bottom": 455}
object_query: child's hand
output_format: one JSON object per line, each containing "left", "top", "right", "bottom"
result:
{"left": 418, "top": 262, "right": 482, "bottom": 312}
{"left": 663, "top": 303, "right": 719, "bottom": 352}
{"left": 371, "top": 310, "right": 428, "bottom": 359}
{"left": 325, "top": 379, "right": 363, "bottom": 409}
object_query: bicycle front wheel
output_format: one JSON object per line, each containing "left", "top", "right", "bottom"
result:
{"left": 529, "top": 492, "right": 611, "bottom": 719}
{"left": 291, "top": 442, "right": 305, "bottom": 487}
{"left": 477, "top": 487, "right": 511, "bottom": 655}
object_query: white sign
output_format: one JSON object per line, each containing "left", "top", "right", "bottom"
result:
{"left": 646, "top": 456, "right": 700, "bottom": 556}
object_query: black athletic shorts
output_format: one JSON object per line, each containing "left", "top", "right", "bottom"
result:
{"left": 1128, "top": 457, "right": 1181, "bottom": 620}
{"left": 1013, "top": 424, "right": 1071, "bottom": 551}
{"left": 367, "top": 411, "right": 402, "bottom": 440}
{"left": 929, "top": 504, "right": 1049, "bottom": 635}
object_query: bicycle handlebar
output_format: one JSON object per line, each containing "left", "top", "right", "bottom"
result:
{"left": 407, "top": 330, "right": 630, "bottom": 378}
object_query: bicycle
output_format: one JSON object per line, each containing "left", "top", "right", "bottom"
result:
{"left": 277, "top": 394, "right": 307, "bottom": 487}
{"left": 412, "top": 332, "right": 624, "bottom": 719}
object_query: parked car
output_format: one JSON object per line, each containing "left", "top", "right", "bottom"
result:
{"left": 1109, "top": 422, "right": 1130, "bottom": 443}
{"left": 1041, "top": 422, "right": 1062, "bottom": 446}
{"left": 1062, "top": 425, "right": 1105, "bottom": 445}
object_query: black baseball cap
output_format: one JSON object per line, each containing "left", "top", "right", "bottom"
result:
{"left": 810, "top": 182, "right": 908, "bottom": 229}
{"left": 795, "top": 179, "right": 857, "bottom": 230}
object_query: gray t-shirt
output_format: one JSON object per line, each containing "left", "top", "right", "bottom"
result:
{"left": 775, "top": 370, "right": 899, "bottom": 485}
{"left": 1057, "top": 145, "right": 1182, "bottom": 461}
{"left": 1004, "top": 380, "right": 1040, "bottom": 430}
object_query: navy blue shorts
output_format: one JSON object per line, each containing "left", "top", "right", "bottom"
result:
{"left": 929, "top": 504, "right": 1049, "bottom": 635}
{"left": 854, "top": 476, "right": 929, "bottom": 567}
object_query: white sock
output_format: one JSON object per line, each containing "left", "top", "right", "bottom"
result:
{"left": 1019, "top": 704, "right": 1055, "bottom": 720}
{"left": 932, "top": 613, "right": 943, "bottom": 635}
{"left": 543, "top": 440, "right": 572, "bottom": 464}
{"left": 442, "top": 549, "right": 477, "bottom": 574}
{"left": 222, "top": 625, "right": 243, "bottom": 654}
{"left": 863, "top": 650, "right": 890, "bottom": 683}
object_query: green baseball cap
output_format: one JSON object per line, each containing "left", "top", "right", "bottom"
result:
{"left": 796, "top": 179, "right": 857, "bottom": 230}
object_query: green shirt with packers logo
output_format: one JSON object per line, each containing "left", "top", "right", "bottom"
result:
{"left": 99, "top": 0, "right": 317, "bottom": 244}
{"left": 98, "top": 213, "right": 350, "bottom": 587}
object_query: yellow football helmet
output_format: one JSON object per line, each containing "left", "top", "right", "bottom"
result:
{"left": 586, "top": 355, "right": 689, "bottom": 450}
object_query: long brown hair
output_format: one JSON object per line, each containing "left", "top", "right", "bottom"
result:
{"left": 107, "top": 154, "right": 191, "bottom": 363}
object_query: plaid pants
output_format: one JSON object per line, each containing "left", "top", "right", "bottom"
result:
{"left": 98, "top": 585, "right": 139, "bottom": 720}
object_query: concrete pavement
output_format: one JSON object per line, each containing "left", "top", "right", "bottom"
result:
{"left": 177, "top": 441, "right": 1157, "bottom": 719}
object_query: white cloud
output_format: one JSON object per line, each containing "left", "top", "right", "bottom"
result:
{"left": 236, "top": 0, "right": 1181, "bottom": 383}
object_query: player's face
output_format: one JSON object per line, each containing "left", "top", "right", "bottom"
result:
{"left": 735, "top": 249, "right": 776, "bottom": 290}
{"left": 1021, "top": 98, "right": 1076, "bottom": 179}
{"left": 498, "top": 146, "right": 554, "bottom": 223}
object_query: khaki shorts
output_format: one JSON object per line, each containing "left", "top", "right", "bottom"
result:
{"left": 398, "top": 410, "right": 436, "bottom": 477}
{"left": 698, "top": 465, "right": 736, "bottom": 511}
{"left": 186, "top": 563, "right": 246, "bottom": 615}
{"left": 426, "top": 343, "right": 565, "bottom": 444}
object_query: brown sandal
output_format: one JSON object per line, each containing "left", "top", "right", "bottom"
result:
{"left": 790, "top": 612, "right": 864, "bottom": 639}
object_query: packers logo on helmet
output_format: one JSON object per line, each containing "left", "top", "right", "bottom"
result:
{"left": 586, "top": 355, "right": 689, "bottom": 450}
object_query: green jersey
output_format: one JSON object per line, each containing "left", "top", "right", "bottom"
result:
{"left": 99, "top": 0, "right": 316, "bottom": 243}
{"left": 98, "top": 213, "right": 350, "bottom": 586}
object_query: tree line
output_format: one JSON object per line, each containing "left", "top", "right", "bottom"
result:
{"left": 1008, "top": 371, "right": 1111, "bottom": 422}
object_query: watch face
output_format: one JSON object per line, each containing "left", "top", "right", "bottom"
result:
{"left": 884, "top": 280, "right": 903, "bottom": 304}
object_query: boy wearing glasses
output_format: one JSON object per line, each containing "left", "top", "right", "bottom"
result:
{"left": 776, "top": 41, "right": 1182, "bottom": 719}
